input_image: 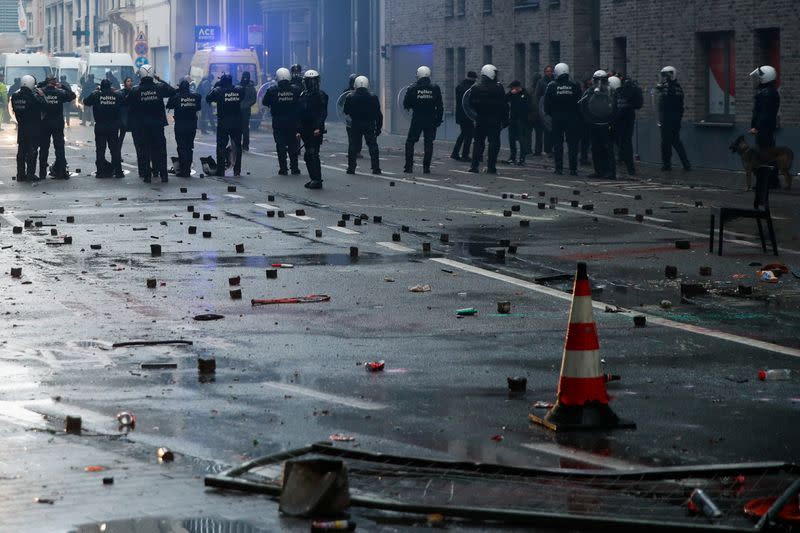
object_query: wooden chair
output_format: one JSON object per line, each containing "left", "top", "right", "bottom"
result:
{"left": 711, "top": 164, "right": 778, "bottom": 256}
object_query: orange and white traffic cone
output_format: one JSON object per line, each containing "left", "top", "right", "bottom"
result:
{"left": 530, "top": 262, "right": 635, "bottom": 431}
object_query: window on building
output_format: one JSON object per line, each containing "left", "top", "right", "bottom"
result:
{"left": 483, "top": 0, "right": 492, "bottom": 14}
{"left": 755, "top": 28, "right": 780, "bottom": 87}
{"left": 700, "top": 31, "right": 736, "bottom": 120}
{"left": 613, "top": 37, "right": 627, "bottom": 75}
{"left": 445, "top": 47, "right": 454, "bottom": 110}
{"left": 514, "top": 43, "right": 526, "bottom": 85}
{"left": 456, "top": 0, "right": 465, "bottom": 16}
{"left": 529, "top": 42, "right": 540, "bottom": 87}
{"left": 456, "top": 47, "right": 466, "bottom": 81}
{"left": 514, "top": 0, "right": 540, "bottom": 8}
{"left": 483, "top": 45, "right": 493, "bottom": 65}
{"left": 445, "top": 0, "right": 454, "bottom": 17}
{"left": 549, "top": 40, "right": 560, "bottom": 64}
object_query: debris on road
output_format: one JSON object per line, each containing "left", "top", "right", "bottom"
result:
{"left": 329, "top": 433, "right": 356, "bottom": 442}
{"left": 251, "top": 294, "right": 331, "bottom": 305}
{"left": 497, "top": 301, "right": 511, "bottom": 314}
{"left": 507, "top": 376, "right": 527, "bottom": 393}
{"left": 408, "top": 284, "right": 431, "bottom": 293}
{"left": 660, "top": 300, "right": 673, "bottom": 309}
{"left": 455, "top": 308, "right": 478, "bottom": 316}
{"left": 193, "top": 314, "right": 224, "bottom": 321}
{"left": 758, "top": 369, "right": 791, "bottom": 381}
{"left": 271, "top": 263, "right": 294, "bottom": 268}
{"left": 490, "top": 434, "right": 504, "bottom": 442}
{"left": 116, "top": 412, "right": 136, "bottom": 428}
{"left": 365, "top": 361, "right": 385, "bottom": 372}
{"left": 84, "top": 465, "right": 106, "bottom": 472}
{"left": 687, "top": 488, "right": 723, "bottom": 518}
{"left": 112, "top": 340, "right": 193, "bottom": 348}
{"left": 141, "top": 362, "right": 178, "bottom": 370}
{"left": 198, "top": 358, "right": 216, "bottom": 374}
{"left": 383, "top": 277, "right": 395, "bottom": 283}
{"left": 65, "top": 416, "right": 82, "bottom": 434}
{"left": 157, "top": 447, "right": 175, "bottom": 462}
{"left": 311, "top": 520, "right": 356, "bottom": 532}
{"left": 757, "top": 270, "right": 779, "bottom": 283}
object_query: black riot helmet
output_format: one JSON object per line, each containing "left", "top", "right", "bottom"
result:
{"left": 178, "top": 78, "right": 191, "bottom": 93}
{"left": 290, "top": 64, "right": 303, "bottom": 80}
{"left": 99, "top": 78, "right": 112, "bottom": 93}
{"left": 348, "top": 73, "right": 357, "bottom": 90}
{"left": 218, "top": 73, "right": 233, "bottom": 87}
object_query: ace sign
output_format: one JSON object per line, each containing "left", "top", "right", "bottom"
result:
{"left": 195, "top": 25, "right": 221, "bottom": 44}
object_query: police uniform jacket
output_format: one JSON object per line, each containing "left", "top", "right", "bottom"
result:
{"left": 343, "top": 87, "right": 383, "bottom": 132}
{"left": 262, "top": 80, "right": 301, "bottom": 128}
{"left": 402, "top": 78, "right": 443, "bottom": 126}
{"left": 751, "top": 82, "right": 780, "bottom": 133}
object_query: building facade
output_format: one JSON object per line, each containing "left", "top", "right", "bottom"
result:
{"left": 384, "top": 0, "right": 800, "bottom": 170}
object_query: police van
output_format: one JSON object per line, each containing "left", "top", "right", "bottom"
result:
{"left": 189, "top": 46, "right": 263, "bottom": 129}
{"left": 0, "top": 52, "right": 53, "bottom": 121}
{"left": 79, "top": 53, "right": 135, "bottom": 89}
{"left": 50, "top": 54, "right": 82, "bottom": 116}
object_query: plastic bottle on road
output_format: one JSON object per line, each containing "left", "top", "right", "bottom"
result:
{"left": 758, "top": 369, "right": 791, "bottom": 381}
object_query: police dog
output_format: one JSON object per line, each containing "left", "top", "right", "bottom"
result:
{"left": 729, "top": 135, "right": 793, "bottom": 190}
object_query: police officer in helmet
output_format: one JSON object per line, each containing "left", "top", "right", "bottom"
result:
{"left": 127, "top": 64, "right": 176, "bottom": 182}
{"left": 343, "top": 75, "right": 382, "bottom": 174}
{"left": 656, "top": 66, "right": 690, "bottom": 171}
{"left": 11, "top": 75, "right": 47, "bottom": 181}
{"left": 166, "top": 78, "right": 202, "bottom": 177}
{"left": 612, "top": 73, "right": 643, "bottom": 176}
{"left": 82, "top": 78, "right": 125, "bottom": 178}
{"left": 468, "top": 64, "right": 508, "bottom": 174}
{"left": 544, "top": 62, "right": 581, "bottom": 176}
{"left": 290, "top": 64, "right": 304, "bottom": 91}
{"left": 297, "top": 69, "right": 328, "bottom": 189}
{"left": 580, "top": 70, "right": 617, "bottom": 179}
{"left": 205, "top": 73, "right": 246, "bottom": 177}
{"left": 262, "top": 67, "right": 302, "bottom": 175}
{"left": 403, "top": 66, "right": 443, "bottom": 174}
{"left": 39, "top": 74, "right": 76, "bottom": 179}
{"left": 750, "top": 65, "right": 779, "bottom": 150}
{"left": 239, "top": 71, "right": 257, "bottom": 151}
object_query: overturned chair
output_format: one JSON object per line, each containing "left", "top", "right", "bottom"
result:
{"left": 710, "top": 164, "right": 778, "bottom": 256}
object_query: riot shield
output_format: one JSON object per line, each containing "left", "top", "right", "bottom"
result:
{"left": 336, "top": 91, "right": 352, "bottom": 126}
{"left": 461, "top": 86, "right": 477, "bottom": 122}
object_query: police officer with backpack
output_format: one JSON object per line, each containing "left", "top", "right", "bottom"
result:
{"left": 39, "top": 74, "right": 76, "bottom": 179}
{"left": 343, "top": 75, "right": 382, "bottom": 174}
{"left": 205, "top": 73, "right": 245, "bottom": 177}
{"left": 127, "top": 64, "right": 176, "bottom": 182}
{"left": 544, "top": 63, "right": 581, "bottom": 176}
{"left": 166, "top": 78, "right": 202, "bottom": 177}
{"left": 262, "top": 67, "right": 302, "bottom": 175}
{"left": 402, "top": 66, "right": 443, "bottom": 174}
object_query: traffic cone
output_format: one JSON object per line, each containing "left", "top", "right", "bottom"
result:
{"left": 529, "top": 262, "right": 635, "bottom": 431}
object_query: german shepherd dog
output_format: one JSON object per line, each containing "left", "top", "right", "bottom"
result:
{"left": 729, "top": 135, "right": 793, "bottom": 190}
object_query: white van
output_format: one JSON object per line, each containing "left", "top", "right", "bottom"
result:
{"left": 51, "top": 55, "right": 82, "bottom": 88}
{"left": 0, "top": 52, "right": 53, "bottom": 85}
{"left": 79, "top": 53, "right": 135, "bottom": 89}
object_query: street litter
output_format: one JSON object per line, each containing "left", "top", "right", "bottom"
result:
{"left": 532, "top": 401, "right": 554, "bottom": 409}
{"left": 456, "top": 308, "right": 478, "bottom": 316}
{"left": 251, "top": 294, "right": 331, "bottom": 305}
{"left": 157, "top": 447, "right": 175, "bottom": 462}
{"left": 84, "top": 465, "right": 106, "bottom": 472}
{"left": 271, "top": 263, "right": 294, "bottom": 268}
{"left": 408, "top": 284, "right": 431, "bottom": 292}
{"left": 763, "top": 263, "right": 789, "bottom": 276}
{"left": 758, "top": 369, "right": 791, "bottom": 381}
{"left": 116, "top": 412, "right": 136, "bottom": 428}
{"left": 687, "top": 488, "right": 723, "bottom": 518}
{"left": 112, "top": 340, "right": 193, "bottom": 348}
{"left": 193, "top": 314, "right": 224, "bottom": 321}
{"left": 383, "top": 277, "right": 395, "bottom": 282}
{"left": 660, "top": 300, "right": 673, "bottom": 309}
{"left": 744, "top": 496, "right": 800, "bottom": 523}
{"left": 34, "top": 498, "right": 55, "bottom": 504}
{"left": 757, "top": 270, "right": 779, "bottom": 283}
{"left": 490, "top": 434, "right": 504, "bottom": 441}
{"left": 365, "top": 361, "right": 385, "bottom": 372}
{"left": 311, "top": 520, "right": 356, "bottom": 532}
{"left": 329, "top": 433, "right": 356, "bottom": 442}
{"left": 141, "top": 362, "right": 178, "bottom": 370}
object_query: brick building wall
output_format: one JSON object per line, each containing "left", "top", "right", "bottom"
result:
{"left": 384, "top": 0, "right": 800, "bottom": 169}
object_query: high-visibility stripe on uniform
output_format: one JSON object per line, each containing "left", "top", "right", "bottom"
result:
{"left": 557, "top": 375, "right": 609, "bottom": 405}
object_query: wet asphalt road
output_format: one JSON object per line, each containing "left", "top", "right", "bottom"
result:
{"left": 0, "top": 118, "right": 799, "bottom": 530}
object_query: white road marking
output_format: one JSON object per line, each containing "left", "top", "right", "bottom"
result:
{"left": 382, "top": 170, "right": 397, "bottom": 175}
{"left": 65, "top": 145, "right": 80, "bottom": 151}
{"left": 627, "top": 213, "right": 673, "bottom": 223}
{"left": 543, "top": 183, "right": 573, "bottom": 189}
{"left": 225, "top": 193, "right": 244, "bottom": 199}
{"left": 121, "top": 162, "right": 137, "bottom": 169}
{"left": 262, "top": 382, "right": 385, "bottom": 410}
{"left": 521, "top": 443, "right": 640, "bottom": 470}
{"left": 431, "top": 258, "right": 800, "bottom": 359}
{"left": 455, "top": 183, "right": 485, "bottom": 190}
{"left": 254, "top": 203, "right": 281, "bottom": 210}
{"left": 415, "top": 177, "right": 439, "bottom": 182}
{"left": 602, "top": 192, "right": 636, "bottom": 199}
{"left": 497, "top": 176, "right": 524, "bottom": 182}
{"left": 451, "top": 169, "right": 472, "bottom": 174}
{"left": 663, "top": 201, "right": 697, "bottom": 208}
{"left": 328, "top": 225, "right": 359, "bottom": 235}
{"left": 2, "top": 214, "right": 24, "bottom": 227}
{"left": 377, "top": 241, "right": 414, "bottom": 252}
{"left": 287, "top": 214, "right": 314, "bottom": 221}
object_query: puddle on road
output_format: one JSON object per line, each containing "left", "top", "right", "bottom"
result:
{"left": 72, "top": 517, "right": 270, "bottom": 533}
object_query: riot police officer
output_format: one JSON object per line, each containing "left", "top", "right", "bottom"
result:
{"left": 82, "top": 79, "right": 125, "bottom": 178}
{"left": 580, "top": 70, "right": 617, "bottom": 179}
{"left": 468, "top": 64, "right": 508, "bottom": 174}
{"left": 656, "top": 66, "right": 690, "bottom": 171}
{"left": 262, "top": 67, "right": 301, "bottom": 175}
{"left": 290, "top": 64, "right": 304, "bottom": 92}
{"left": 750, "top": 65, "right": 780, "bottom": 150}
{"left": 239, "top": 71, "right": 257, "bottom": 151}
{"left": 403, "top": 66, "right": 443, "bottom": 174}
{"left": 205, "top": 73, "right": 245, "bottom": 177}
{"left": 544, "top": 63, "right": 581, "bottom": 176}
{"left": 451, "top": 71, "right": 477, "bottom": 161}
{"left": 343, "top": 75, "right": 382, "bottom": 174}
{"left": 298, "top": 70, "right": 328, "bottom": 189}
{"left": 127, "top": 64, "right": 176, "bottom": 182}
{"left": 39, "top": 74, "right": 76, "bottom": 179}
{"left": 11, "top": 75, "right": 46, "bottom": 181}
{"left": 613, "top": 74, "right": 643, "bottom": 176}
{"left": 340, "top": 74, "right": 360, "bottom": 159}
{"left": 506, "top": 80, "right": 532, "bottom": 166}
{"left": 166, "top": 78, "right": 202, "bottom": 177}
